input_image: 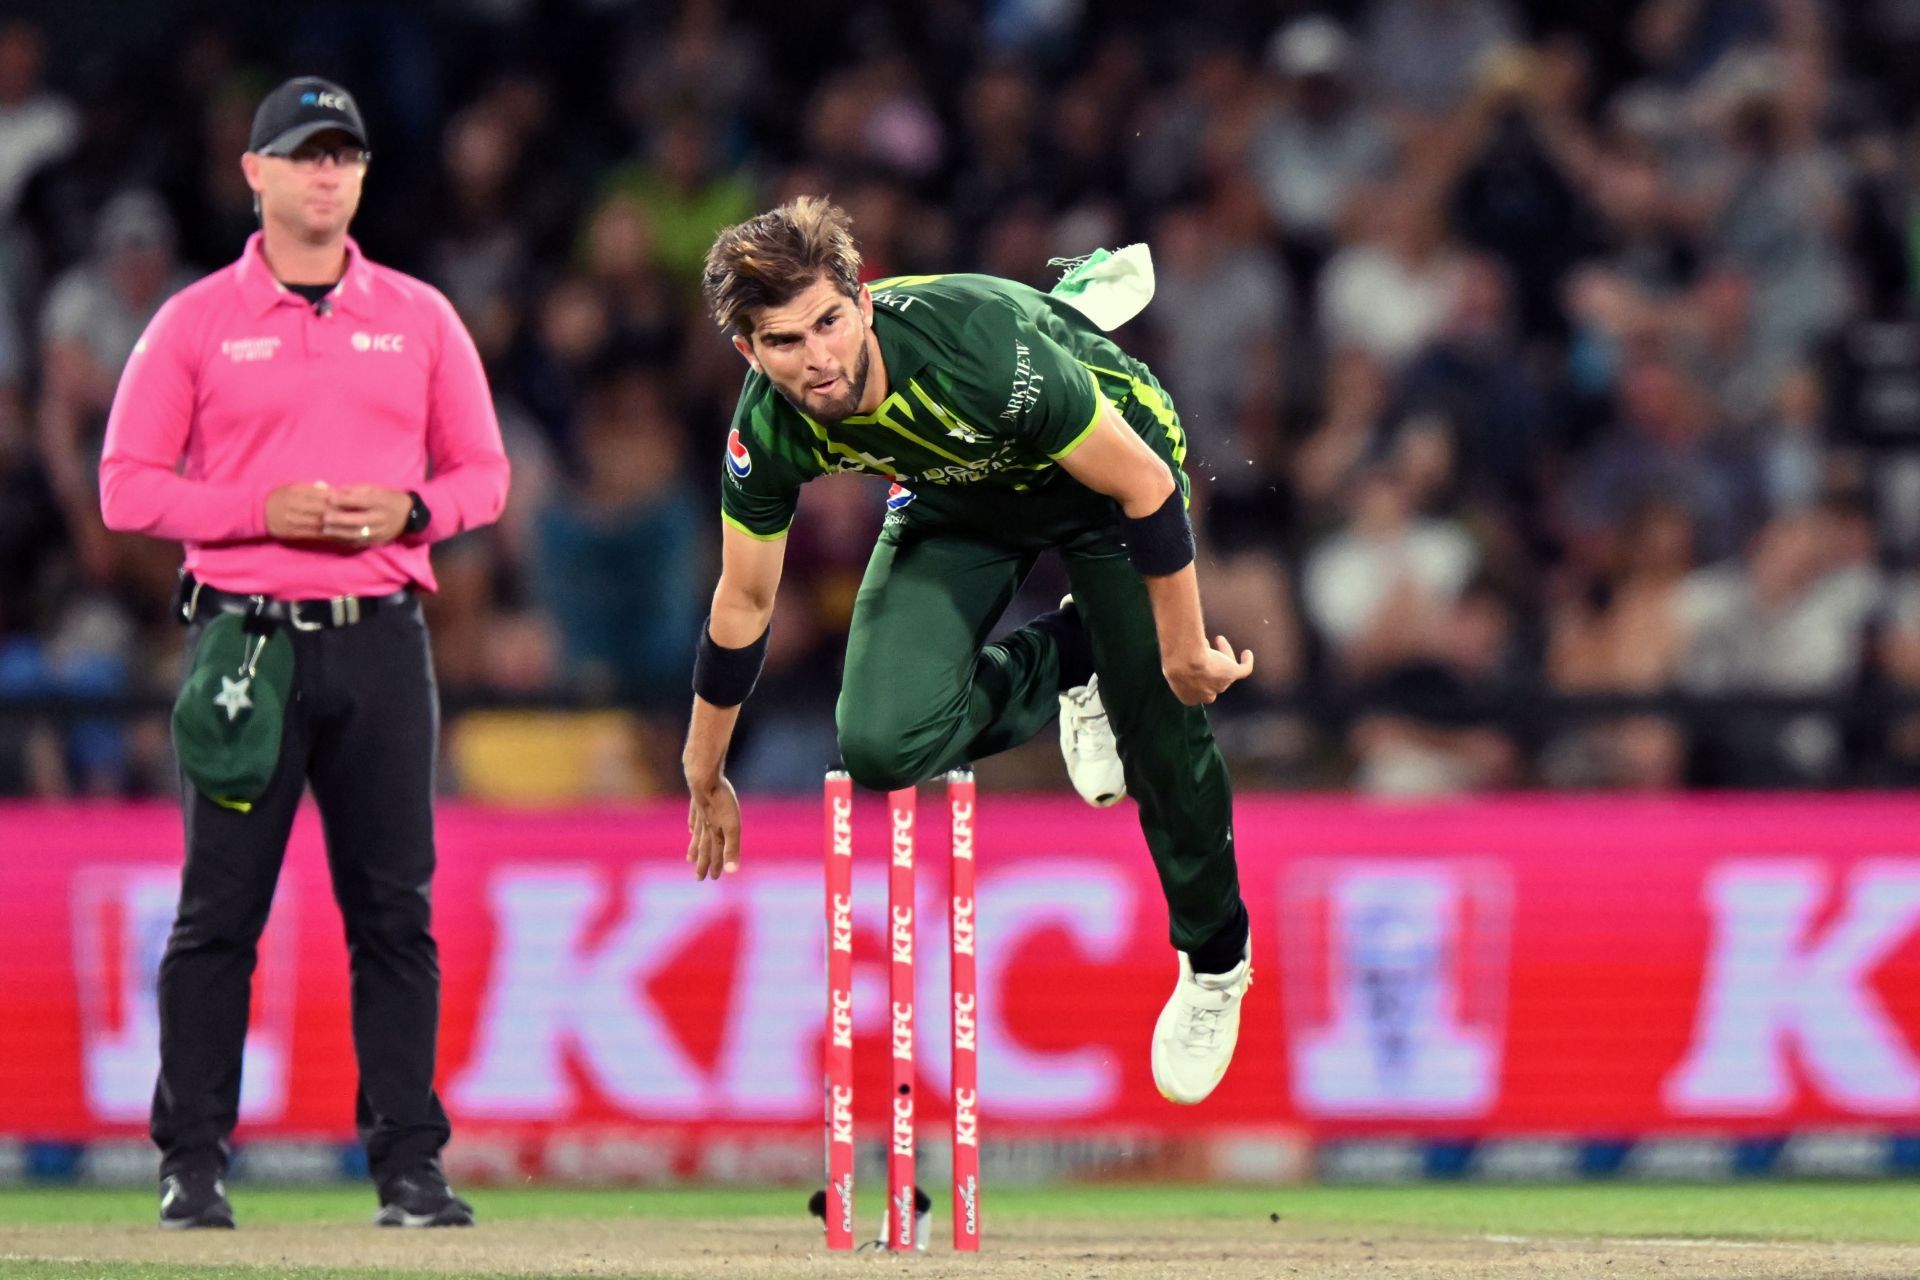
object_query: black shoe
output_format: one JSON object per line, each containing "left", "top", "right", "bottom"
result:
{"left": 159, "top": 1171, "right": 235, "bottom": 1230}
{"left": 374, "top": 1166, "right": 474, "bottom": 1228}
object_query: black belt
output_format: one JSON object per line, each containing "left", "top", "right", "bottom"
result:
{"left": 179, "top": 575, "right": 414, "bottom": 631}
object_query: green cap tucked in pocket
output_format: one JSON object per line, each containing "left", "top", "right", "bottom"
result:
{"left": 171, "top": 612, "right": 295, "bottom": 812}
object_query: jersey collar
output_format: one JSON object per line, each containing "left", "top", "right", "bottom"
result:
{"left": 234, "top": 230, "right": 377, "bottom": 320}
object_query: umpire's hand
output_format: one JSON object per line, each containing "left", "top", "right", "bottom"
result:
{"left": 265, "top": 481, "right": 335, "bottom": 539}
{"left": 686, "top": 773, "right": 742, "bottom": 881}
{"left": 321, "top": 484, "right": 412, "bottom": 546}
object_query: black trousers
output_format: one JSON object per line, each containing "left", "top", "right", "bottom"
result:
{"left": 151, "top": 596, "right": 450, "bottom": 1183}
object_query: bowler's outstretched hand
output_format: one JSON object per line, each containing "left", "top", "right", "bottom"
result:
{"left": 686, "top": 773, "right": 742, "bottom": 881}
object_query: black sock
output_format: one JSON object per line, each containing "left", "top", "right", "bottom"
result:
{"left": 1186, "top": 900, "right": 1250, "bottom": 975}
{"left": 1029, "top": 600, "right": 1095, "bottom": 691}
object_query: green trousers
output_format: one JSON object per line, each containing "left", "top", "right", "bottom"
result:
{"left": 835, "top": 473, "right": 1241, "bottom": 954}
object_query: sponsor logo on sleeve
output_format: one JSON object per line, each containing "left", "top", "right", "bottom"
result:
{"left": 998, "top": 340, "right": 1044, "bottom": 424}
{"left": 726, "top": 429, "right": 753, "bottom": 480}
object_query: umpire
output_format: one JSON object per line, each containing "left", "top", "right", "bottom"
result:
{"left": 98, "top": 77, "right": 509, "bottom": 1229}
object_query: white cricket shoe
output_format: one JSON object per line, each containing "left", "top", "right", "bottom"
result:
{"left": 1151, "top": 934, "right": 1252, "bottom": 1105}
{"left": 1059, "top": 674, "right": 1126, "bottom": 807}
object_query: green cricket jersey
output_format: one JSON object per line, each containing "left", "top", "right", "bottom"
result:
{"left": 719, "top": 273, "right": 1187, "bottom": 540}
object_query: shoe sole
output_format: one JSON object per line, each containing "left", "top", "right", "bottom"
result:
{"left": 374, "top": 1206, "right": 475, "bottom": 1228}
{"left": 1065, "top": 757, "right": 1127, "bottom": 808}
{"left": 159, "top": 1216, "right": 235, "bottom": 1230}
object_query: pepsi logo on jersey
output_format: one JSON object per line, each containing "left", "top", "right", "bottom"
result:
{"left": 726, "top": 429, "right": 753, "bottom": 479}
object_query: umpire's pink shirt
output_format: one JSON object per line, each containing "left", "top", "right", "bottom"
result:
{"left": 99, "top": 232, "right": 510, "bottom": 598}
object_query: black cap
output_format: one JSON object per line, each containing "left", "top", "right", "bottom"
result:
{"left": 249, "top": 77, "right": 368, "bottom": 156}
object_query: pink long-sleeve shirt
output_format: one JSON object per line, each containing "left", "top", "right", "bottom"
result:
{"left": 99, "top": 232, "right": 510, "bottom": 597}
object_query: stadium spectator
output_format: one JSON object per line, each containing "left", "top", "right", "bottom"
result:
{"left": 1249, "top": 15, "right": 1397, "bottom": 297}
{"left": 1388, "top": 254, "right": 1553, "bottom": 528}
{"left": 1347, "top": 577, "right": 1525, "bottom": 794}
{"left": 1544, "top": 499, "right": 1699, "bottom": 788}
{"left": 0, "top": 20, "right": 77, "bottom": 225}
{"left": 1752, "top": 365, "right": 1831, "bottom": 514}
{"left": 1044, "top": 71, "right": 1129, "bottom": 210}
{"left": 1294, "top": 346, "right": 1394, "bottom": 516}
{"left": 1319, "top": 180, "right": 1466, "bottom": 371}
{"left": 1363, "top": 0, "right": 1520, "bottom": 120}
{"left": 1303, "top": 461, "right": 1481, "bottom": 680}
{"left": 1679, "top": 50, "right": 1853, "bottom": 362}
{"left": 1679, "top": 505, "right": 1882, "bottom": 785}
{"left": 613, "top": 0, "right": 766, "bottom": 149}
{"left": 1668, "top": 265, "right": 1781, "bottom": 429}
{"left": 532, "top": 366, "right": 700, "bottom": 704}
{"left": 37, "top": 190, "right": 196, "bottom": 590}
{"left": 1144, "top": 197, "right": 1290, "bottom": 526}
{"left": 1564, "top": 351, "right": 1765, "bottom": 570}
{"left": 602, "top": 111, "right": 754, "bottom": 291}
{"left": 164, "top": 79, "right": 271, "bottom": 276}
{"left": 948, "top": 63, "right": 1047, "bottom": 255}
{"left": 425, "top": 101, "right": 538, "bottom": 335}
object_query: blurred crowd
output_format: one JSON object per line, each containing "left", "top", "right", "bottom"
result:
{"left": 9, "top": 0, "right": 1920, "bottom": 799}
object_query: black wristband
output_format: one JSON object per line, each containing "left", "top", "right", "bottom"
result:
{"left": 1119, "top": 490, "right": 1195, "bottom": 577}
{"left": 693, "top": 618, "right": 770, "bottom": 707}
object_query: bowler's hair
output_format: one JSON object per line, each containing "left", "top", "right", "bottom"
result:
{"left": 701, "top": 196, "right": 862, "bottom": 337}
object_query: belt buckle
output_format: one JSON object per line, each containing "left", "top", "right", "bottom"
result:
{"left": 330, "top": 596, "right": 360, "bottom": 627}
{"left": 288, "top": 599, "right": 324, "bottom": 631}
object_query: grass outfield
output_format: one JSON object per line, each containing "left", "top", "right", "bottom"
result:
{"left": 1, "top": 1268, "right": 467, "bottom": 1280}
{"left": 2, "top": 1183, "right": 1917, "bottom": 1280}
{"left": 3, "top": 1181, "right": 1920, "bottom": 1237}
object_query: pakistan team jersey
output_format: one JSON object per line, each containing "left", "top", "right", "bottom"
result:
{"left": 719, "top": 273, "right": 1187, "bottom": 539}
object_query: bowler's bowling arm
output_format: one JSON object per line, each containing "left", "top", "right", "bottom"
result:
{"left": 683, "top": 521, "right": 788, "bottom": 788}
{"left": 1056, "top": 404, "right": 1189, "bottom": 664}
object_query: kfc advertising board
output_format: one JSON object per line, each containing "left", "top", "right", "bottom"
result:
{"left": 3, "top": 796, "right": 1918, "bottom": 1152}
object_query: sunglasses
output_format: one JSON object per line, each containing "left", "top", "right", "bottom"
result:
{"left": 278, "top": 143, "right": 371, "bottom": 171}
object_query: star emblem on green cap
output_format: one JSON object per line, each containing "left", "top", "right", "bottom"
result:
{"left": 214, "top": 675, "right": 254, "bottom": 722}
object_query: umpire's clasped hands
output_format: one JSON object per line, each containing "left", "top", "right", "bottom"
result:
{"left": 266, "top": 481, "right": 413, "bottom": 548}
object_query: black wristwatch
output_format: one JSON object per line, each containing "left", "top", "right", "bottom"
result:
{"left": 404, "top": 490, "right": 432, "bottom": 536}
